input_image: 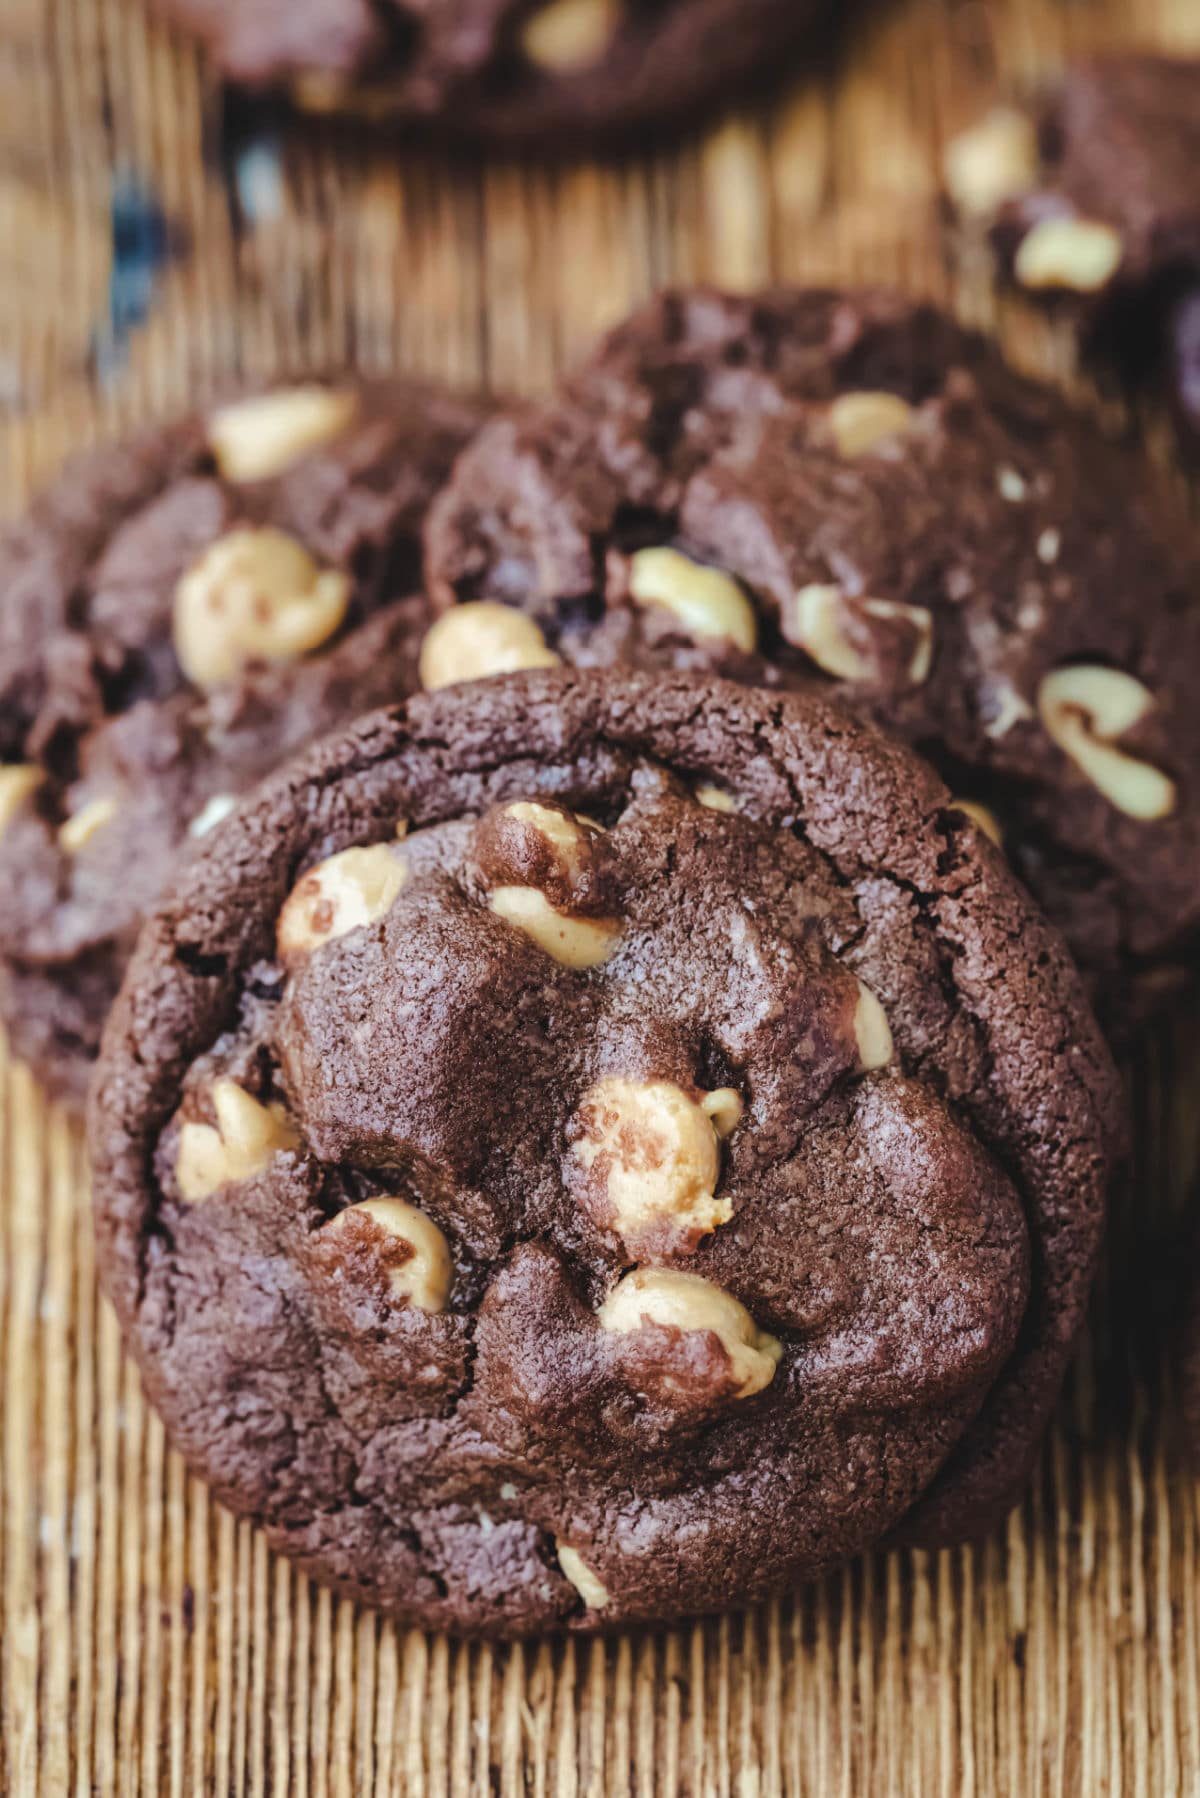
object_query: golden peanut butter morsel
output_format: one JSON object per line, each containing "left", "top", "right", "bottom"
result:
{"left": 277, "top": 843, "right": 408, "bottom": 960}
{"left": 598, "top": 1267, "right": 783, "bottom": 1398}
{"left": 58, "top": 794, "right": 118, "bottom": 854}
{"left": 176, "top": 1079, "right": 300, "bottom": 1203}
{"left": 325, "top": 1197, "right": 452, "bottom": 1313}
{"left": 0, "top": 765, "right": 43, "bottom": 837}
{"left": 556, "top": 1544, "right": 611, "bottom": 1608}
{"left": 419, "top": 602, "right": 560, "bottom": 691}
{"left": 628, "top": 548, "right": 758, "bottom": 654}
{"left": 853, "top": 979, "right": 894, "bottom": 1071}
{"left": 174, "top": 527, "right": 350, "bottom": 688}
{"left": 502, "top": 801, "right": 598, "bottom": 874}
{"left": 490, "top": 887, "right": 620, "bottom": 968}
{"left": 787, "top": 586, "right": 933, "bottom": 686}
{"left": 571, "top": 1077, "right": 733, "bottom": 1250}
{"left": 943, "top": 108, "right": 1038, "bottom": 217}
{"left": 695, "top": 784, "right": 738, "bottom": 814}
{"left": 208, "top": 386, "right": 358, "bottom": 483}
{"left": 827, "top": 391, "right": 916, "bottom": 457}
{"left": 1014, "top": 218, "right": 1124, "bottom": 293}
{"left": 484, "top": 801, "right": 620, "bottom": 966}
{"left": 1037, "top": 665, "right": 1176, "bottom": 821}
{"left": 953, "top": 799, "right": 1004, "bottom": 847}
{"left": 521, "top": 0, "right": 622, "bottom": 71}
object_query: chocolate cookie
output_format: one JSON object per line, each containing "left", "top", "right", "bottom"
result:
{"left": 147, "top": 0, "right": 826, "bottom": 144}
{"left": 944, "top": 56, "right": 1200, "bottom": 447}
{"left": 424, "top": 286, "right": 1200, "bottom": 1029}
{"left": 89, "top": 668, "right": 1119, "bottom": 1634}
{"left": 0, "top": 377, "right": 489, "bottom": 1104}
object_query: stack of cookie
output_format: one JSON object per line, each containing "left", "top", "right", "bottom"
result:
{"left": 5, "top": 32, "right": 1200, "bottom": 1634}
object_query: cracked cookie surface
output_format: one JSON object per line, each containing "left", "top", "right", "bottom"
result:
{"left": 89, "top": 668, "right": 1120, "bottom": 1634}
{"left": 425, "top": 286, "right": 1200, "bottom": 1029}
{"left": 0, "top": 377, "right": 488, "bottom": 1104}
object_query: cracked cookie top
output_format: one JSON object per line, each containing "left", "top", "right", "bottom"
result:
{"left": 424, "top": 286, "right": 1200, "bottom": 1030}
{"left": 147, "top": 0, "right": 828, "bottom": 145}
{"left": 0, "top": 377, "right": 488, "bottom": 1103}
{"left": 89, "top": 669, "right": 1119, "bottom": 1635}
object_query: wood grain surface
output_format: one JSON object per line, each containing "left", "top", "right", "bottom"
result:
{"left": 3, "top": 0, "right": 1200, "bottom": 1790}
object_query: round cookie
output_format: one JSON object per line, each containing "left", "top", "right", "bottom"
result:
{"left": 944, "top": 56, "right": 1200, "bottom": 448}
{"left": 425, "top": 286, "right": 1200, "bottom": 1029}
{"left": 89, "top": 668, "right": 1120, "bottom": 1634}
{"left": 0, "top": 377, "right": 489, "bottom": 1104}
{"left": 147, "top": 0, "right": 827, "bottom": 145}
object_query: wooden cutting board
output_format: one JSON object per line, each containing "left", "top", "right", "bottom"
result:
{"left": 3, "top": 0, "right": 1200, "bottom": 1789}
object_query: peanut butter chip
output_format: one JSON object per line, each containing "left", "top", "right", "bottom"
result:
{"left": 871, "top": 598, "right": 933, "bottom": 682}
{"left": 556, "top": 1544, "right": 610, "bottom": 1609}
{"left": 953, "top": 799, "right": 1004, "bottom": 847}
{"left": 598, "top": 1267, "right": 783, "bottom": 1398}
{"left": 628, "top": 548, "right": 758, "bottom": 654}
{"left": 788, "top": 586, "right": 868, "bottom": 680}
{"left": 521, "top": 0, "right": 622, "bottom": 72}
{"left": 486, "top": 801, "right": 620, "bottom": 965}
{"left": 787, "top": 586, "right": 933, "bottom": 685}
{"left": 176, "top": 1079, "right": 300, "bottom": 1203}
{"left": 325, "top": 1197, "right": 452, "bottom": 1313}
{"left": 174, "top": 527, "right": 350, "bottom": 688}
{"left": 58, "top": 794, "right": 118, "bottom": 854}
{"left": 1037, "top": 666, "right": 1176, "bottom": 820}
{"left": 503, "top": 801, "right": 596, "bottom": 874}
{"left": 0, "top": 765, "right": 42, "bottom": 837}
{"left": 695, "top": 784, "right": 738, "bottom": 814}
{"left": 1014, "top": 217, "right": 1124, "bottom": 292}
{"left": 490, "top": 887, "right": 620, "bottom": 969}
{"left": 943, "top": 109, "right": 1038, "bottom": 217}
{"left": 828, "top": 391, "right": 916, "bottom": 457}
{"left": 853, "top": 979, "right": 894, "bottom": 1071}
{"left": 700, "top": 1088, "right": 743, "bottom": 1139}
{"left": 277, "top": 843, "right": 408, "bottom": 961}
{"left": 419, "top": 602, "right": 560, "bottom": 691}
{"left": 571, "top": 1077, "right": 732, "bottom": 1252}
{"left": 208, "top": 386, "right": 358, "bottom": 482}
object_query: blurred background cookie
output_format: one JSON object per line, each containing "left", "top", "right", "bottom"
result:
{"left": 0, "top": 376, "right": 488, "bottom": 1104}
{"left": 425, "top": 286, "right": 1200, "bottom": 1029}
{"left": 944, "top": 56, "right": 1200, "bottom": 450}
{"left": 147, "top": 0, "right": 834, "bottom": 144}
